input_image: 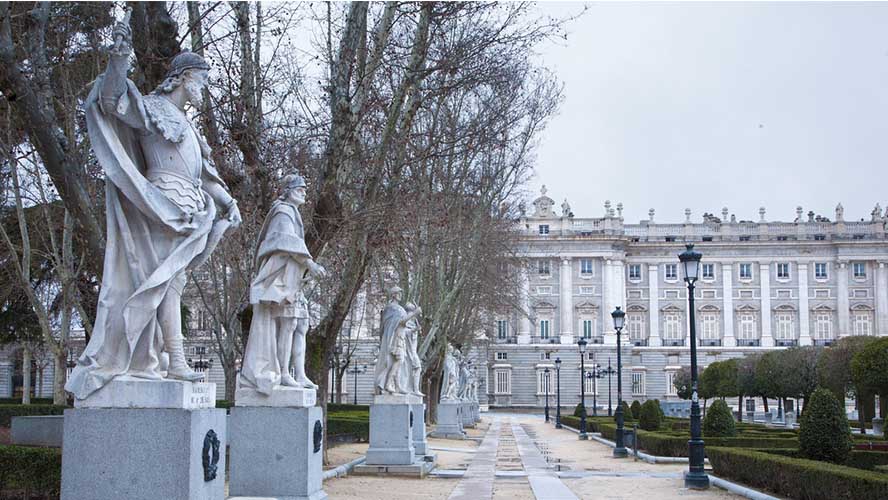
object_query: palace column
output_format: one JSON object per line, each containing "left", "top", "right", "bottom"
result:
{"left": 759, "top": 263, "right": 774, "bottom": 347}
{"left": 560, "top": 258, "right": 574, "bottom": 344}
{"left": 518, "top": 268, "right": 532, "bottom": 344}
{"left": 648, "top": 264, "right": 661, "bottom": 347}
{"left": 721, "top": 264, "right": 736, "bottom": 347}
{"left": 837, "top": 261, "right": 850, "bottom": 338}
{"left": 798, "top": 263, "right": 812, "bottom": 346}
{"left": 603, "top": 258, "right": 626, "bottom": 346}
{"left": 876, "top": 262, "right": 888, "bottom": 335}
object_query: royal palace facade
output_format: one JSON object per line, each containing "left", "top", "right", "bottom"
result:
{"left": 480, "top": 186, "right": 888, "bottom": 412}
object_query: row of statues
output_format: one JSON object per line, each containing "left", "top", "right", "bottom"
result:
{"left": 440, "top": 344, "right": 478, "bottom": 403}
{"left": 66, "top": 19, "right": 475, "bottom": 404}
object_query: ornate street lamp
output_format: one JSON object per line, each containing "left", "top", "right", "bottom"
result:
{"left": 588, "top": 365, "right": 604, "bottom": 416}
{"left": 555, "top": 357, "right": 563, "bottom": 429}
{"left": 348, "top": 364, "right": 367, "bottom": 405}
{"left": 578, "top": 338, "right": 589, "bottom": 440}
{"left": 612, "top": 306, "right": 628, "bottom": 458}
{"left": 544, "top": 367, "right": 551, "bottom": 423}
{"left": 679, "top": 243, "right": 709, "bottom": 489}
{"left": 605, "top": 358, "right": 615, "bottom": 416}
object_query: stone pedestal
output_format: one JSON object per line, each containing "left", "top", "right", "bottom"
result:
{"left": 431, "top": 400, "right": 465, "bottom": 439}
{"left": 229, "top": 404, "right": 326, "bottom": 500}
{"left": 873, "top": 417, "right": 884, "bottom": 436}
{"left": 61, "top": 407, "right": 226, "bottom": 500}
{"left": 73, "top": 376, "right": 216, "bottom": 409}
{"left": 365, "top": 394, "right": 417, "bottom": 465}
{"left": 473, "top": 403, "right": 481, "bottom": 423}
{"left": 410, "top": 402, "right": 429, "bottom": 456}
{"left": 764, "top": 412, "right": 773, "bottom": 424}
{"left": 461, "top": 402, "right": 476, "bottom": 428}
{"left": 235, "top": 386, "right": 316, "bottom": 407}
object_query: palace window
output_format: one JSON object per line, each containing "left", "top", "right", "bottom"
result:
{"left": 664, "top": 264, "right": 678, "bottom": 281}
{"left": 539, "top": 320, "right": 550, "bottom": 339}
{"left": 537, "top": 370, "right": 552, "bottom": 395}
{"left": 815, "top": 263, "right": 828, "bottom": 280}
{"left": 738, "top": 312, "right": 757, "bottom": 340}
{"left": 739, "top": 263, "right": 753, "bottom": 280}
{"left": 702, "top": 263, "right": 715, "bottom": 280}
{"left": 853, "top": 311, "right": 873, "bottom": 336}
{"left": 580, "top": 259, "right": 594, "bottom": 276}
{"left": 582, "top": 319, "right": 594, "bottom": 339}
{"left": 775, "top": 312, "right": 795, "bottom": 340}
{"left": 579, "top": 286, "right": 594, "bottom": 295}
{"left": 538, "top": 225, "right": 549, "bottom": 235}
{"left": 584, "top": 372, "right": 596, "bottom": 394}
{"left": 536, "top": 286, "right": 552, "bottom": 295}
{"left": 701, "top": 312, "right": 720, "bottom": 340}
{"left": 629, "top": 264, "right": 642, "bottom": 280}
{"left": 627, "top": 313, "right": 645, "bottom": 340}
{"left": 665, "top": 371, "right": 677, "bottom": 396}
{"left": 496, "top": 352, "right": 508, "bottom": 361}
{"left": 663, "top": 313, "right": 683, "bottom": 340}
{"left": 538, "top": 260, "right": 551, "bottom": 276}
{"left": 853, "top": 262, "right": 866, "bottom": 279}
{"left": 495, "top": 369, "right": 511, "bottom": 394}
{"left": 496, "top": 320, "right": 508, "bottom": 339}
{"left": 777, "top": 263, "right": 790, "bottom": 280}
{"left": 814, "top": 311, "right": 834, "bottom": 340}
{"left": 631, "top": 371, "right": 646, "bottom": 396}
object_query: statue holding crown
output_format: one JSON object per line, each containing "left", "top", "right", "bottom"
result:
{"left": 238, "top": 174, "right": 327, "bottom": 395}
{"left": 66, "top": 18, "right": 242, "bottom": 400}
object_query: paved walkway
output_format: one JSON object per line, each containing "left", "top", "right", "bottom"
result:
{"left": 512, "top": 422, "right": 579, "bottom": 500}
{"left": 447, "top": 419, "right": 501, "bottom": 500}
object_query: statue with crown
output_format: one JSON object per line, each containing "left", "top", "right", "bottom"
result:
{"left": 66, "top": 16, "right": 241, "bottom": 405}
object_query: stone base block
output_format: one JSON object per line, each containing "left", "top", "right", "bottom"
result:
{"left": 366, "top": 402, "right": 415, "bottom": 465}
{"left": 430, "top": 401, "right": 465, "bottom": 439}
{"left": 74, "top": 375, "right": 216, "bottom": 409}
{"left": 461, "top": 403, "right": 476, "bottom": 428}
{"left": 410, "top": 402, "right": 429, "bottom": 455}
{"left": 374, "top": 393, "right": 423, "bottom": 405}
{"left": 61, "top": 408, "right": 225, "bottom": 500}
{"left": 353, "top": 457, "right": 436, "bottom": 478}
{"left": 235, "top": 386, "right": 316, "bottom": 407}
{"left": 229, "top": 406, "right": 326, "bottom": 500}
{"left": 873, "top": 418, "right": 884, "bottom": 436}
{"left": 11, "top": 415, "right": 63, "bottom": 447}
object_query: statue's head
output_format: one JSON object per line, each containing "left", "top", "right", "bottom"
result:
{"left": 405, "top": 302, "right": 416, "bottom": 312}
{"left": 387, "top": 286, "right": 403, "bottom": 302}
{"left": 281, "top": 173, "right": 307, "bottom": 205}
{"left": 154, "top": 51, "right": 211, "bottom": 106}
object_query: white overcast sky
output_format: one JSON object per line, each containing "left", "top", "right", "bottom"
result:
{"left": 531, "top": 1, "right": 888, "bottom": 224}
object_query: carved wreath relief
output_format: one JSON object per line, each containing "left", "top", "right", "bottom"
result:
{"left": 313, "top": 420, "right": 323, "bottom": 454}
{"left": 202, "top": 429, "right": 220, "bottom": 482}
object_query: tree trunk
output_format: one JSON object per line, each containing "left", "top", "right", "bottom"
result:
{"left": 737, "top": 393, "right": 744, "bottom": 422}
{"left": 224, "top": 360, "right": 238, "bottom": 402}
{"left": 22, "top": 347, "right": 31, "bottom": 405}
{"left": 762, "top": 396, "right": 769, "bottom": 413}
{"left": 53, "top": 351, "right": 67, "bottom": 405}
{"left": 857, "top": 394, "right": 866, "bottom": 434}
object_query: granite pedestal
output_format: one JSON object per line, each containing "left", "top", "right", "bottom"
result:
{"left": 61, "top": 407, "right": 226, "bottom": 500}
{"left": 354, "top": 394, "right": 434, "bottom": 477}
{"left": 473, "top": 403, "right": 481, "bottom": 423}
{"left": 430, "top": 400, "right": 465, "bottom": 439}
{"left": 229, "top": 389, "right": 326, "bottom": 500}
{"left": 61, "top": 378, "right": 222, "bottom": 500}
{"left": 410, "top": 402, "right": 429, "bottom": 455}
{"left": 461, "top": 402, "right": 476, "bottom": 428}
{"left": 873, "top": 417, "right": 884, "bottom": 436}
{"left": 11, "top": 415, "right": 64, "bottom": 447}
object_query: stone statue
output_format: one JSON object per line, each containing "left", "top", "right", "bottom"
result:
{"left": 66, "top": 20, "right": 241, "bottom": 400}
{"left": 458, "top": 361, "right": 475, "bottom": 401}
{"left": 373, "top": 287, "right": 422, "bottom": 395}
{"left": 440, "top": 344, "right": 460, "bottom": 402}
{"left": 238, "top": 174, "right": 326, "bottom": 395}
{"left": 404, "top": 303, "right": 424, "bottom": 396}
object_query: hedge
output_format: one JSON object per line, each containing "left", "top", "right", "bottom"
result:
{"left": 596, "top": 422, "right": 798, "bottom": 457}
{"left": 763, "top": 448, "right": 888, "bottom": 472}
{"left": 707, "top": 446, "right": 888, "bottom": 500}
{"left": 327, "top": 416, "right": 369, "bottom": 441}
{"left": 0, "top": 445, "right": 62, "bottom": 498}
{"left": 0, "top": 404, "right": 67, "bottom": 427}
{"left": 0, "top": 398, "right": 54, "bottom": 405}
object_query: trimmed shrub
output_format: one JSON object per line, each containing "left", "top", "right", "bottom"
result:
{"left": 0, "top": 445, "right": 62, "bottom": 497}
{"left": 629, "top": 401, "right": 642, "bottom": 420}
{"left": 614, "top": 401, "right": 632, "bottom": 421}
{"left": 0, "top": 404, "right": 67, "bottom": 427}
{"left": 654, "top": 399, "right": 665, "bottom": 420}
{"left": 703, "top": 399, "right": 737, "bottom": 437}
{"left": 708, "top": 446, "right": 888, "bottom": 500}
{"left": 327, "top": 416, "right": 369, "bottom": 441}
{"left": 573, "top": 403, "right": 586, "bottom": 418}
{"left": 639, "top": 400, "right": 662, "bottom": 431}
{"left": 596, "top": 422, "right": 798, "bottom": 457}
{"left": 799, "top": 387, "right": 853, "bottom": 463}
{"left": 328, "top": 403, "right": 370, "bottom": 413}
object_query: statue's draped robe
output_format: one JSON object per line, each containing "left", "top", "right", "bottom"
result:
{"left": 440, "top": 352, "right": 460, "bottom": 401}
{"left": 373, "top": 302, "right": 408, "bottom": 394}
{"left": 67, "top": 77, "right": 231, "bottom": 400}
{"left": 404, "top": 317, "right": 422, "bottom": 394}
{"left": 239, "top": 201, "right": 311, "bottom": 395}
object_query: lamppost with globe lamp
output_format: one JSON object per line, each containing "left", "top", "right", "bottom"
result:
{"left": 348, "top": 364, "right": 367, "bottom": 405}
{"left": 611, "top": 306, "right": 628, "bottom": 458}
{"left": 604, "top": 358, "right": 616, "bottom": 416}
{"left": 554, "top": 357, "right": 563, "bottom": 428}
{"left": 679, "top": 243, "right": 710, "bottom": 489}
{"left": 578, "top": 338, "right": 589, "bottom": 440}
{"left": 588, "top": 364, "right": 605, "bottom": 416}
{"left": 544, "top": 367, "right": 551, "bottom": 422}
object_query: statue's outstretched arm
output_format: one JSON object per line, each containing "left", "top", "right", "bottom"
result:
{"left": 99, "top": 19, "right": 134, "bottom": 114}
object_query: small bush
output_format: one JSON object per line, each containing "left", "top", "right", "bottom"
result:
{"left": 629, "top": 401, "right": 641, "bottom": 419}
{"left": 573, "top": 403, "right": 586, "bottom": 418}
{"left": 0, "top": 445, "right": 62, "bottom": 497}
{"left": 639, "top": 400, "right": 662, "bottom": 431}
{"left": 799, "top": 387, "right": 853, "bottom": 463}
{"left": 703, "top": 399, "right": 737, "bottom": 437}
{"left": 654, "top": 399, "right": 665, "bottom": 420}
{"left": 614, "top": 401, "right": 632, "bottom": 422}
{"left": 708, "top": 446, "right": 888, "bottom": 500}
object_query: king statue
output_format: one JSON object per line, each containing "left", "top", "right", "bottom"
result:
{"left": 66, "top": 20, "right": 241, "bottom": 400}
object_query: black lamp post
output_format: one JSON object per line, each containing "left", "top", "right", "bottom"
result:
{"left": 578, "top": 338, "right": 589, "bottom": 440}
{"left": 544, "top": 367, "right": 551, "bottom": 422}
{"left": 605, "top": 358, "right": 615, "bottom": 416}
{"left": 555, "top": 357, "right": 563, "bottom": 429}
{"left": 679, "top": 243, "right": 710, "bottom": 489}
{"left": 348, "top": 364, "right": 366, "bottom": 405}
{"left": 588, "top": 365, "right": 604, "bottom": 416}
{"left": 612, "top": 306, "right": 628, "bottom": 458}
